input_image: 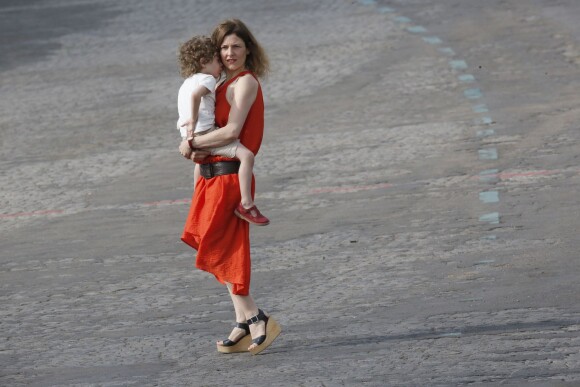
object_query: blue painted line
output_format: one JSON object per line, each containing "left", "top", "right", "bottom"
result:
{"left": 450, "top": 60, "right": 468, "bottom": 70}
{"left": 479, "top": 212, "right": 500, "bottom": 224}
{"left": 358, "top": 0, "right": 376, "bottom": 5}
{"left": 479, "top": 169, "right": 499, "bottom": 183}
{"left": 458, "top": 74, "right": 475, "bottom": 83}
{"left": 473, "top": 104, "right": 489, "bottom": 113}
{"left": 477, "top": 129, "right": 495, "bottom": 137}
{"left": 407, "top": 26, "right": 427, "bottom": 33}
{"left": 478, "top": 148, "right": 498, "bottom": 160}
{"left": 479, "top": 191, "right": 499, "bottom": 203}
{"left": 396, "top": 16, "right": 412, "bottom": 23}
{"left": 481, "top": 235, "right": 497, "bottom": 241}
{"left": 439, "top": 47, "right": 455, "bottom": 55}
{"left": 423, "top": 36, "right": 442, "bottom": 44}
{"left": 464, "top": 88, "right": 483, "bottom": 99}
{"left": 378, "top": 6, "right": 394, "bottom": 13}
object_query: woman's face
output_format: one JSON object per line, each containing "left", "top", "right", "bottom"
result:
{"left": 220, "top": 33, "right": 249, "bottom": 74}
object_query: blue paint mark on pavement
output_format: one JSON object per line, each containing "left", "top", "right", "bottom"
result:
{"left": 407, "top": 25, "right": 427, "bottom": 33}
{"left": 458, "top": 74, "right": 475, "bottom": 83}
{"left": 365, "top": 0, "right": 503, "bottom": 243}
{"left": 479, "top": 191, "right": 499, "bottom": 203}
{"left": 478, "top": 148, "right": 498, "bottom": 160}
{"left": 423, "top": 36, "right": 442, "bottom": 44}
{"left": 479, "top": 212, "right": 500, "bottom": 224}
{"left": 378, "top": 6, "right": 394, "bottom": 13}
{"left": 464, "top": 88, "right": 483, "bottom": 99}
{"left": 477, "top": 129, "right": 495, "bottom": 137}
{"left": 439, "top": 47, "right": 455, "bottom": 55}
{"left": 480, "top": 116, "right": 494, "bottom": 125}
{"left": 473, "top": 104, "right": 489, "bottom": 113}
{"left": 396, "top": 16, "right": 412, "bottom": 23}
{"left": 450, "top": 60, "right": 468, "bottom": 70}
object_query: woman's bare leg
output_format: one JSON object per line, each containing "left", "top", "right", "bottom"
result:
{"left": 216, "top": 283, "right": 253, "bottom": 345}
{"left": 224, "top": 284, "right": 266, "bottom": 351}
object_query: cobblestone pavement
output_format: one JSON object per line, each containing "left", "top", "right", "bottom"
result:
{"left": 1, "top": 0, "right": 580, "bottom": 386}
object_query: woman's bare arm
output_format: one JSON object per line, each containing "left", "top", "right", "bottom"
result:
{"left": 189, "top": 74, "right": 258, "bottom": 150}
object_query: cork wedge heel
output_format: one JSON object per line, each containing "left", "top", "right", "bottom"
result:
{"left": 246, "top": 309, "right": 282, "bottom": 355}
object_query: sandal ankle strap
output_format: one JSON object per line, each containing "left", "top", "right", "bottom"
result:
{"left": 235, "top": 322, "right": 250, "bottom": 333}
{"left": 246, "top": 309, "right": 267, "bottom": 325}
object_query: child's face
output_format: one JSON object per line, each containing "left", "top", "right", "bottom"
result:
{"left": 202, "top": 55, "right": 222, "bottom": 79}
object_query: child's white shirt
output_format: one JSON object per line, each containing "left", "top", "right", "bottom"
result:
{"left": 176, "top": 73, "right": 217, "bottom": 138}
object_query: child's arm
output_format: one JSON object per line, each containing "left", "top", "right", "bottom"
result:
{"left": 186, "top": 85, "right": 212, "bottom": 139}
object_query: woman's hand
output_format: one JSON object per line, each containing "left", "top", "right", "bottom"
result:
{"left": 190, "top": 149, "right": 211, "bottom": 162}
{"left": 179, "top": 139, "right": 210, "bottom": 162}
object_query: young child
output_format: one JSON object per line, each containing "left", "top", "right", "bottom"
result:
{"left": 177, "top": 36, "right": 269, "bottom": 226}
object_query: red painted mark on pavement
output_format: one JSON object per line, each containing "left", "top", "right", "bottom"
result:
{"left": 2, "top": 198, "right": 192, "bottom": 220}
{"left": 6, "top": 168, "right": 573, "bottom": 219}
{"left": 309, "top": 182, "right": 392, "bottom": 195}
{"left": 0, "top": 209, "right": 64, "bottom": 219}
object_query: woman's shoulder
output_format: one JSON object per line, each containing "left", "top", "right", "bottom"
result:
{"left": 238, "top": 71, "right": 259, "bottom": 82}
{"left": 220, "top": 71, "right": 259, "bottom": 99}
{"left": 234, "top": 72, "right": 259, "bottom": 91}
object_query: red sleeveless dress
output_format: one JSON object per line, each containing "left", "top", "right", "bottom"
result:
{"left": 181, "top": 71, "right": 264, "bottom": 296}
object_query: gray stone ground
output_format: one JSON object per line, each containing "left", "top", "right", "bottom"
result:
{"left": 1, "top": 0, "right": 580, "bottom": 386}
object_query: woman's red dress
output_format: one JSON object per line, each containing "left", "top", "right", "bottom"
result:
{"left": 181, "top": 71, "right": 264, "bottom": 296}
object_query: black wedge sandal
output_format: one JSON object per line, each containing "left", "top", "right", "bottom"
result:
{"left": 246, "top": 309, "right": 282, "bottom": 355}
{"left": 216, "top": 322, "right": 252, "bottom": 354}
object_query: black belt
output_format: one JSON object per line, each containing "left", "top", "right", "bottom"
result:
{"left": 199, "top": 161, "right": 240, "bottom": 179}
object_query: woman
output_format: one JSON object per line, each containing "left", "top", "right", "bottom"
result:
{"left": 179, "top": 19, "right": 281, "bottom": 355}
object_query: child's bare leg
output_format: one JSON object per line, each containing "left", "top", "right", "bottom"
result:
{"left": 234, "top": 144, "right": 269, "bottom": 225}
{"left": 193, "top": 163, "right": 201, "bottom": 191}
{"left": 235, "top": 145, "right": 255, "bottom": 208}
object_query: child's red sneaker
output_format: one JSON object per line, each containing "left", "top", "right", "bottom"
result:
{"left": 235, "top": 203, "right": 270, "bottom": 226}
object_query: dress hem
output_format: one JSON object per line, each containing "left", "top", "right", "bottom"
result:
{"left": 181, "top": 233, "right": 250, "bottom": 296}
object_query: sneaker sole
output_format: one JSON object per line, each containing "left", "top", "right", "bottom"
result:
{"left": 234, "top": 210, "right": 270, "bottom": 226}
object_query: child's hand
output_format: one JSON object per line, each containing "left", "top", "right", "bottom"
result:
{"left": 180, "top": 119, "right": 194, "bottom": 138}
{"left": 179, "top": 139, "right": 193, "bottom": 159}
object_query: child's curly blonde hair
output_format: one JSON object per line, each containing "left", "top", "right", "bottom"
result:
{"left": 178, "top": 36, "right": 218, "bottom": 78}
